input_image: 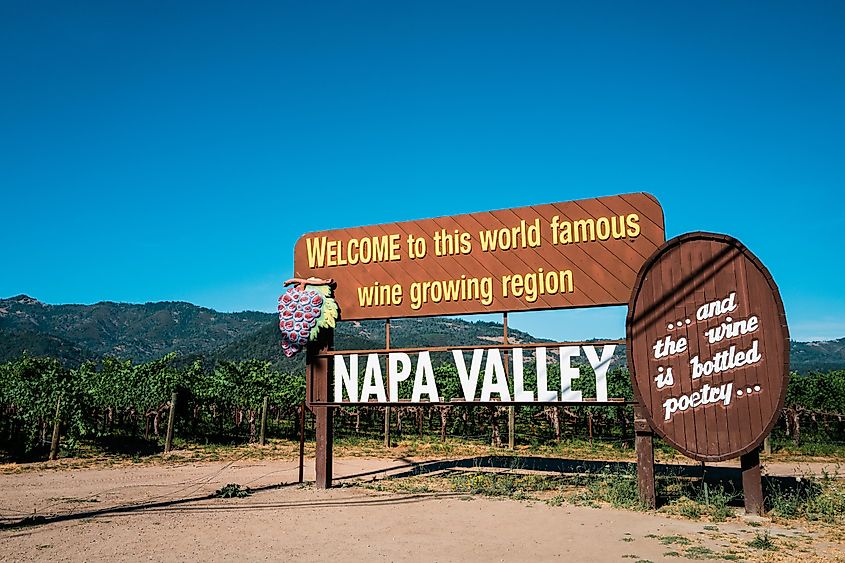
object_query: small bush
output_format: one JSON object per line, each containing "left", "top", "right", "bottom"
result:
{"left": 767, "top": 473, "right": 845, "bottom": 523}
{"left": 679, "top": 501, "right": 702, "bottom": 519}
{"left": 684, "top": 546, "right": 716, "bottom": 559}
{"left": 584, "top": 467, "right": 642, "bottom": 509}
{"left": 450, "top": 472, "right": 556, "bottom": 498}
{"left": 710, "top": 505, "right": 731, "bottom": 522}
{"left": 698, "top": 483, "right": 736, "bottom": 509}
{"left": 215, "top": 483, "right": 251, "bottom": 498}
{"left": 747, "top": 531, "right": 776, "bottom": 551}
{"left": 658, "top": 535, "right": 691, "bottom": 546}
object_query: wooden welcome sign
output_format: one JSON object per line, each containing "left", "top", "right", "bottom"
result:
{"left": 299, "top": 192, "right": 666, "bottom": 491}
{"left": 295, "top": 192, "right": 665, "bottom": 320}
{"left": 296, "top": 198, "right": 789, "bottom": 515}
{"left": 626, "top": 232, "right": 789, "bottom": 462}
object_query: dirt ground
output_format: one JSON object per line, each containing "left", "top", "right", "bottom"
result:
{"left": 1, "top": 456, "right": 844, "bottom": 562}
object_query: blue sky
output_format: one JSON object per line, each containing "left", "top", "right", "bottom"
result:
{"left": 1, "top": 1, "right": 843, "bottom": 341}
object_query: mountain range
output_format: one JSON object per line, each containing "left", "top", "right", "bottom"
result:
{"left": 1, "top": 294, "right": 842, "bottom": 373}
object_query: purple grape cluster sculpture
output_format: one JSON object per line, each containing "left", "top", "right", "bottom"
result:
{"left": 278, "top": 280, "right": 338, "bottom": 357}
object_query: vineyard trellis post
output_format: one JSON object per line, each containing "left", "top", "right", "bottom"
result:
{"left": 259, "top": 395, "right": 269, "bottom": 446}
{"left": 164, "top": 391, "right": 177, "bottom": 453}
{"left": 49, "top": 395, "right": 61, "bottom": 461}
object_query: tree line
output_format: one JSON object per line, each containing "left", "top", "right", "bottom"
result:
{"left": 0, "top": 353, "right": 843, "bottom": 460}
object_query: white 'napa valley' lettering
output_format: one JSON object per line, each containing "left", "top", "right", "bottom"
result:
{"left": 333, "top": 345, "right": 617, "bottom": 403}
{"left": 334, "top": 352, "right": 439, "bottom": 403}
{"left": 450, "top": 345, "right": 615, "bottom": 402}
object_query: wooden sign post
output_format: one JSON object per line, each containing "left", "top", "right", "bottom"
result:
{"left": 306, "top": 326, "right": 334, "bottom": 488}
{"left": 627, "top": 232, "right": 789, "bottom": 514}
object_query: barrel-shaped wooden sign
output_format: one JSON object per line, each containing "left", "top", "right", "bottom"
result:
{"left": 626, "top": 232, "right": 789, "bottom": 462}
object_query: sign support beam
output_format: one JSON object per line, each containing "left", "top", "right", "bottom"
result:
{"left": 741, "top": 449, "right": 764, "bottom": 515}
{"left": 308, "top": 328, "right": 334, "bottom": 488}
{"left": 384, "top": 319, "right": 391, "bottom": 448}
{"left": 298, "top": 400, "right": 305, "bottom": 483}
{"left": 315, "top": 406, "right": 333, "bottom": 488}
{"left": 504, "top": 313, "right": 515, "bottom": 450}
{"left": 634, "top": 405, "right": 657, "bottom": 509}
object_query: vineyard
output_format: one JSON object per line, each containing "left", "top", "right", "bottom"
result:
{"left": 1, "top": 352, "right": 844, "bottom": 461}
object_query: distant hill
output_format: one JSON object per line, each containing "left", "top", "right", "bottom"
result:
{"left": 789, "top": 338, "right": 845, "bottom": 373}
{"left": 0, "top": 295, "right": 842, "bottom": 373}
{"left": 0, "top": 327, "right": 96, "bottom": 367}
{"left": 212, "top": 316, "right": 550, "bottom": 372}
{"left": 0, "top": 295, "right": 549, "bottom": 371}
{"left": 0, "top": 294, "right": 270, "bottom": 362}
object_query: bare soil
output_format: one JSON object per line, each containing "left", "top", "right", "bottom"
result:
{"left": 1, "top": 456, "right": 843, "bottom": 562}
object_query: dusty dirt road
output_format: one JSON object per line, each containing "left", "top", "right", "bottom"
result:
{"left": 1, "top": 456, "right": 843, "bottom": 562}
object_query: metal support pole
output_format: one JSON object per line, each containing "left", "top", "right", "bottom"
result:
{"left": 504, "top": 313, "right": 514, "bottom": 450}
{"left": 384, "top": 318, "right": 391, "bottom": 448}
{"left": 299, "top": 401, "right": 306, "bottom": 483}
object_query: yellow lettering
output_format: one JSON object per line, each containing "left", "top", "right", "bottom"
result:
{"left": 326, "top": 241, "right": 339, "bottom": 266}
{"left": 611, "top": 215, "right": 626, "bottom": 239}
{"left": 357, "top": 282, "right": 403, "bottom": 307}
{"left": 357, "top": 285, "right": 375, "bottom": 307}
{"left": 306, "top": 236, "right": 327, "bottom": 268}
{"left": 573, "top": 219, "right": 595, "bottom": 243}
{"left": 459, "top": 232, "right": 472, "bottom": 254}
{"left": 626, "top": 213, "right": 641, "bottom": 237}
{"left": 596, "top": 217, "right": 610, "bottom": 241}
{"left": 559, "top": 221, "right": 572, "bottom": 244}
{"left": 389, "top": 234, "right": 401, "bottom": 261}
{"left": 372, "top": 235, "right": 389, "bottom": 262}
{"left": 347, "top": 239, "right": 359, "bottom": 265}
{"left": 511, "top": 274, "right": 524, "bottom": 297}
{"left": 478, "top": 229, "right": 497, "bottom": 252}
{"left": 502, "top": 269, "right": 575, "bottom": 301}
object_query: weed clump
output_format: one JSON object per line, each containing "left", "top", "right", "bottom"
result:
{"left": 583, "top": 467, "right": 642, "bottom": 509}
{"left": 450, "top": 472, "right": 556, "bottom": 498}
{"left": 767, "top": 471, "right": 845, "bottom": 523}
{"left": 215, "top": 483, "right": 251, "bottom": 498}
{"left": 747, "top": 531, "right": 777, "bottom": 551}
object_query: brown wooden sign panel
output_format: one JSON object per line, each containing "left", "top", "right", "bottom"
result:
{"left": 626, "top": 233, "right": 789, "bottom": 462}
{"left": 294, "top": 192, "right": 665, "bottom": 320}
